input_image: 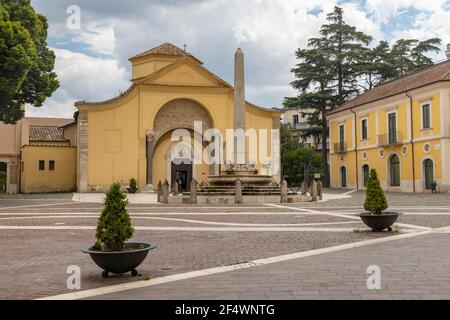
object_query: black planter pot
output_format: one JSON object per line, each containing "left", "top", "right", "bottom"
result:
{"left": 82, "top": 242, "right": 157, "bottom": 277}
{"left": 127, "top": 187, "right": 138, "bottom": 194}
{"left": 358, "top": 212, "right": 401, "bottom": 231}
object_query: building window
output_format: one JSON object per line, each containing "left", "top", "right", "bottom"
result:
{"left": 361, "top": 118, "right": 368, "bottom": 140}
{"left": 422, "top": 103, "right": 431, "bottom": 129}
{"left": 49, "top": 160, "right": 55, "bottom": 171}
{"left": 39, "top": 160, "right": 45, "bottom": 171}
{"left": 293, "top": 115, "right": 299, "bottom": 125}
{"left": 388, "top": 112, "right": 397, "bottom": 144}
{"left": 362, "top": 164, "right": 370, "bottom": 187}
{"left": 389, "top": 154, "right": 400, "bottom": 187}
{"left": 339, "top": 124, "right": 345, "bottom": 144}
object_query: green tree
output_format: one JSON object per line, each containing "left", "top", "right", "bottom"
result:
{"left": 96, "top": 182, "right": 134, "bottom": 251}
{"left": 364, "top": 169, "right": 388, "bottom": 215}
{"left": 390, "top": 38, "right": 441, "bottom": 77}
{"left": 359, "top": 41, "right": 397, "bottom": 91}
{"left": 0, "top": 0, "right": 59, "bottom": 124}
{"left": 309, "top": 6, "right": 373, "bottom": 105}
{"left": 284, "top": 6, "right": 371, "bottom": 186}
{"left": 285, "top": 6, "right": 443, "bottom": 187}
{"left": 280, "top": 123, "right": 299, "bottom": 157}
{"left": 410, "top": 38, "right": 441, "bottom": 68}
{"left": 282, "top": 147, "right": 322, "bottom": 187}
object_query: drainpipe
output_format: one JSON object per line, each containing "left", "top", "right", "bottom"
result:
{"left": 351, "top": 109, "right": 359, "bottom": 190}
{"left": 406, "top": 92, "right": 416, "bottom": 193}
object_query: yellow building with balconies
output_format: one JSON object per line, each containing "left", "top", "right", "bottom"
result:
{"left": 327, "top": 59, "right": 450, "bottom": 193}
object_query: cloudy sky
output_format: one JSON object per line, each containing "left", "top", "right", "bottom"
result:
{"left": 26, "top": 0, "right": 450, "bottom": 118}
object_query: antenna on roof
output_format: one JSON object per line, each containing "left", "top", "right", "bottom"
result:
{"left": 183, "top": 44, "right": 187, "bottom": 52}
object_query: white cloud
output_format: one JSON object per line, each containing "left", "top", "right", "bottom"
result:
{"left": 26, "top": 48, "right": 129, "bottom": 118}
{"left": 71, "top": 24, "right": 117, "bottom": 56}
{"left": 29, "top": 0, "right": 450, "bottom": 113}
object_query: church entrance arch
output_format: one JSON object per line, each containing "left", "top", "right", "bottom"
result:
{"left": 148, "top": 99, "right": 215, "bottom": 187}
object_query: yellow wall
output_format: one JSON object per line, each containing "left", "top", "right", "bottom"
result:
{"left": 330, "top": 116, "right": 353, "bottom": 149}
{"left": 21, "top": 146, "right": 77, "bottom": 193}
{"left": 329, "top": 87, "right": 447, "bottom": 192}
{"left": 412, "top": 93, "right": 440, "bottom": 137}
{"left": 79, "top": 59, "right": 280, "bottom": 191}
{"left": 131, "top": 55, "right": 177, "bottom": 80}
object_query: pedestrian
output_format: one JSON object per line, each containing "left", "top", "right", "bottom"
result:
{"left": 431, "top": 180, "right": 437, "bottom": 194}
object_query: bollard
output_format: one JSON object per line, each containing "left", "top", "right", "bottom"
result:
{"left": 172, "top": 181, "right": 179, "bottom": 195}
{"left": 157, "top": 181, "right": 162, "bottom": 202}
{"left": 162, "top": 179, "right": 169, "bottom": 204}
{"left": 317, "top": 181, "right": 323, "bottom": 200}
{"left": 281, "top": 179, "right": 288, "bottom": 203}
{"left": 300, "top": 181, "right": 307, "bottom": 195}
{"left": 311, "top": 180, "right": 318, "bottom": 202}
{"left": 190, "top": 179, "right": 198, "bottom": 204}
{"left": 235, "top": 179, "right": 243, "bottom": 204}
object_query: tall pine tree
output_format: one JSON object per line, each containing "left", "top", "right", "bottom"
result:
{"left": 284, "top": 6, "right": 372, "bottom": 186}
{"left": 285, "top": 6, "right": 443, "bottom": 186}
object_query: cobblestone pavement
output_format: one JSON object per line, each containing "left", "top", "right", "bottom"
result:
{"left": 0, "top": 190, "right": 450, "bottom": 299}
{"left": 91, "top": 232, "right": 450, "bottom": 300}
{"left": 0, "top": 229, "right": 388, "bottom": 299}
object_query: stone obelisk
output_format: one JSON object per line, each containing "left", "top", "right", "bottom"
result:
{"left": 233, "top": 48, "right": 246, "bottom": 165}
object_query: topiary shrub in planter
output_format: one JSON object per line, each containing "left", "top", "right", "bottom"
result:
{"left": 82, "top": 182, "right": 156, "bottom": 277}
{"left": 359, "top": 169, "right": 400, "bottom": 231}
{"left": 364, "top": 169, "right": 388, "bottom": 215}
{"left": 127, "top": 178, "right": 138, "bottom": 194}
{"left": 96, "top": 182, "right": 134, "bottom": 250}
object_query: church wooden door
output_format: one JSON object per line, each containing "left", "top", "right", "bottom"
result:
{"left": 171, "top": 161, "right": 192, "bottom": 192}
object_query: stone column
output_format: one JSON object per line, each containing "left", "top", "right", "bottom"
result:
{"left": 235, "top": 179, "right": 243, "bottom": 204}
{"left": 146, "top": 131, "right": 155, "bottom": 189}
{"left": 311, "top": 180, "right": 318, "bottom": 202}
{"left": 300, "top": 181, "right": 307, "bottom": 195}
{"left": 157, "top": 181, "right": 162, "bottom": 202}
{"left": 162, "top": 179, "right": 169, "bottom": 204}
{"left": 172, "top": 181, "right": 179, "bottom": 195}
{"left": 281, "top": 179, "right": 288, "bottom": 203}
{"left": 190, "top": 179, "right": 198, "bottom": 204}
{"left": 77, "top": 111, "right": 89, "bottom": 193}
{"left": 233, "top": 48, "right": 246, "bottom": 165}
{"left": 317, "top": 181, "right": 323, "bottom": 200}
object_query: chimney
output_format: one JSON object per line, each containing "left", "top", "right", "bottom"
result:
{"left": 446, "top": 43, "right": 450, "bottom": 60}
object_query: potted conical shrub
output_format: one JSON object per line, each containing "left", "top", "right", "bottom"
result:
{"left": 127, "top": 178, "right": 138, "bottom": 194}
{"left": 82, "top": 182, "right": 156, "bottom": 278}
{"left": 359, "top": 169, "right": 400, "bottom": 231}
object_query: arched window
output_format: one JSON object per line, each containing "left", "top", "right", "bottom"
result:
{"left": 362, "top": 164, "right": 370, "bottom": 187}
{"left": 423, "top": 159, "right": 434, "bottom": 190}
{"left": 389, "top": 154, "right": 400, "bottom": 187}
{"left": 340, "top": 166, "right": 347, "bottom": 188}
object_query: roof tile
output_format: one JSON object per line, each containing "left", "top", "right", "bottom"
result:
{"left": 328, "top": 59, "right": 450, "bottom": 115}
{"left": 29, "top": 126, "right": 67, "bottom": 142}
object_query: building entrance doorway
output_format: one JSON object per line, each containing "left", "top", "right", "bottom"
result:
{"left": 424, "top": 159, "right": 434, "bottom": 190}
{"left": 0, "top": 162, "right": 7, "bottom": 194}
{"left": 340, "top": 166, "right": 347, "bottom": 188}
{"left": 171, "top": 161, "right": 192, "bottom": 192}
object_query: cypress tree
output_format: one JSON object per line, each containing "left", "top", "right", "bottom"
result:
{"left": 95, "top": 182, "right": 134, "bottom": 251}
{"left": 364, "top": 169, "right": 388, "bottom": 215}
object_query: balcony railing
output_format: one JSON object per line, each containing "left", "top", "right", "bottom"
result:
{"left": 377, "top": 132, "right": 404, "bottom": 146}
{"left": 332, "top": 142, "right": 347, "bottom": 153}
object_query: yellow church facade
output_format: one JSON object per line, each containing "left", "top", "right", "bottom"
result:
{"left": 75, "top": 43, "right": 281, "bottom": 193}
{"left": 327, "top": 60, "right": 450, "bottom": 193}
